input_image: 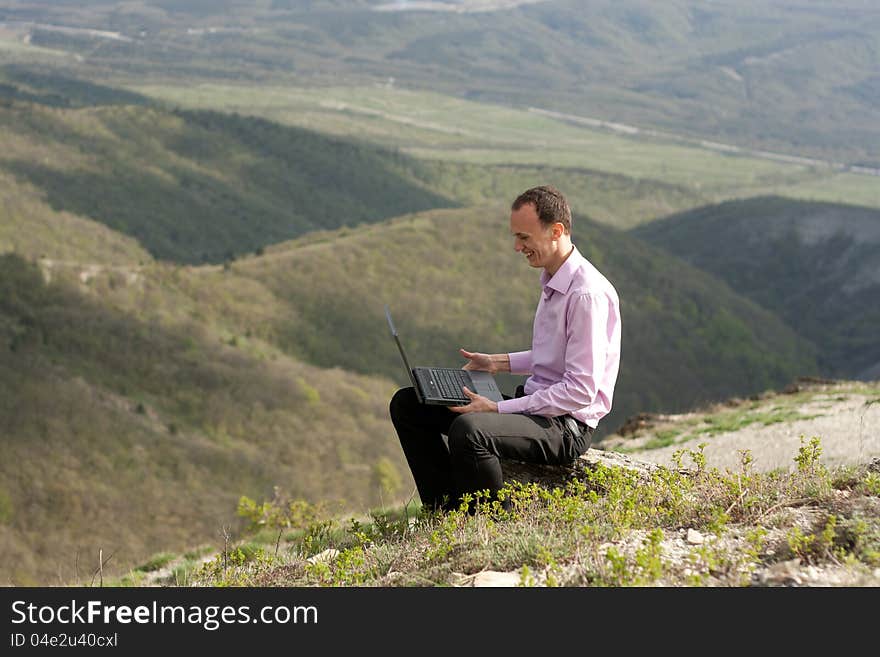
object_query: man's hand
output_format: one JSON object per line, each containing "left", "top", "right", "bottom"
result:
{"left": 449, "top": 386, "right": 498, "bottom": 414}
{"left": 459, "top": 348, "right": 496, "bottom": 373}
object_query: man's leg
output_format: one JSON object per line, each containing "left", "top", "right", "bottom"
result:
{"left": 389, "top": 387, "right": 458, "bottom": 511}
{"left": 446, "top": 412, "right": 588, "bottom": 507}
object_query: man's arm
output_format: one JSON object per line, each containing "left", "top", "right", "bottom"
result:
{"left": 451, "top": 349, "right": 533, "bottom": 414}
{"left": 459, "top": 349, "right": 510, "bottom": 374}
{"left": 459, "top": 349, "right": 532, "bottom": 375}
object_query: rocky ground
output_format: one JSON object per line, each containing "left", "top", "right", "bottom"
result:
{"left": 600, "top": 379, "right": 880, "bottom": 474}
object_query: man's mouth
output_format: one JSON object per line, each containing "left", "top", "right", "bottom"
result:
{"left": 524, "top": 250, "right": 535, "bottom": 259}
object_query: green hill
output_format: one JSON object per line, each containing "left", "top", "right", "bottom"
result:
{"left": 0, "top": 253, "right": 407, "bottom": 585}
{"left": 0, "top": 65, "right": 152, "bottom": 108}
{"left": 131, "top": 80, "right": 880, "bottom": 212}
{"left": 631, "top": 196, "right": 880, "bottom": 380}
{"left": 0, "top": 78, "right": 715, "bottom": 270}
{"left": 0, "top": 99, "right": 454, "bottom": 264}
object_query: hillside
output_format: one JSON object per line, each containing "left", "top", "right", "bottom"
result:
{"left": 131, "top": 379, "right": 880, "bottom": 588}
{"left": 631, "top": 197, "right": 880, "bottom": 380}
{"left": 131, "top": 81, "right": 880, "bottom": 211}
{"left": 0, "top": 253, "right": 409, "bottom": 585}
{"left": 0, "top": 78, "right": 715, "bottom": 267}
{"left": 1, "top": 203, "right": 820, "bottom": 584}
{"left": 0, "top": 98, "right": 454, "bottom": 264}
{"left": 1, "top": 0, "right": 878, "bottom": 163}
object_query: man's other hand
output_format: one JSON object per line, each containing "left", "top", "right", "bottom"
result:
{"left": 459, "top": 348, "right": 495, "bottom": 373}
{"left": 449, "top": 386, "right": 498, "bottom": 414}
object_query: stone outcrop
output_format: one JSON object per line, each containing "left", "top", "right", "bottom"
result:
{"left": 501, "top": 447, "right": 668, "bottom": 488}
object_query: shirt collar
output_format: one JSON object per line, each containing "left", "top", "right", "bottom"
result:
{"left": 540, "top": 245, "right": 584, "bottom": 297}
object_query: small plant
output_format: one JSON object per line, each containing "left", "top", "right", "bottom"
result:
{"left": 600, "top": 530, "right": 666, "bottom": 586}
{"left": 687, "top": 528, "right": 765, "bottom": 587}
{"left": 794, "top": 436, "right": 824, "bottom": 474}
{"left": 136, "top": 552, "right": 175, "bottom": 573}
{"left": 193, "top": 545, "right": 275, "bottom": 586}
{"left": 302, "top": 520, "right": 337, "bottom": 557}
{"left": 788, "top": 436, "right": 832, "bottom": 500}
{"left": 304, "top": 546, "right": 374, "bottom": 586}
{"left": 634, "top": 529, "right": 665, "bottom": 582}
{"left": 424, "top": 511, "right": 460, "bottom": 562}
{"left": 237, "top": 488, "right": 325, "bottom": 555}
{"left": 518, "top": 565, "right": 536, "bottom": 587}
{"left": 787, "top": 515, "right": 838, "bottom": 565}
{"left": 536, "top": 547, "right": 563, "bottom": 587}
{"left": 860, "top": 471, "right": 880, "bottom": 497}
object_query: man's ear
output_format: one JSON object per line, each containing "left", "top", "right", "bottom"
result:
{"left": 553, "top": 222, "right": 565, "bottom": 240}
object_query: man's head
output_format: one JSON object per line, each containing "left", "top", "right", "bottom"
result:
{"left": 510, "top": 185, "right": 574, "bottom": 275}
{"left": 511, "top": 185, "right": 572, "bottom": 234}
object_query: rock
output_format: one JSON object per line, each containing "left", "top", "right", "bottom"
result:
{"left": 686, "top": 529, "right": 704, "bottom": 545}
{"left": 752, "top": 558, "right": 803, "bottom": 587}
{"left": 471, "top": 570, "right": 522, "bottom": 587}
{"left": 616, "top": 412, "right": 657, "bottom": 436}
{"left": 501, "top": 447, "right": 670, "bottom": 489}
{"left": 306, "top": 549, "right": 339, "bottom": 564}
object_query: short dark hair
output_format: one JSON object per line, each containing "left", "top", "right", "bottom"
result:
{"left": 511, "top": 185, "right": 572, "bottom": 233}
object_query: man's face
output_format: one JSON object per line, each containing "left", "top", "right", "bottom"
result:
{"left": 510, "top": 203, "right": 561, "bottom": 269}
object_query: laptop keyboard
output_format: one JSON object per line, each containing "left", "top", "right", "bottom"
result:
{"left": 431, "top": 368, "right": 471, "bottom": 401}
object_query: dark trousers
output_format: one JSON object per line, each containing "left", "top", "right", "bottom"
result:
{"left": 389, "top": 386, "right": 593, "bottom": 511}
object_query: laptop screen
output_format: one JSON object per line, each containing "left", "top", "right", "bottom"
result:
{"left": 385, "top": 305, "right": 422, "bottom": 399}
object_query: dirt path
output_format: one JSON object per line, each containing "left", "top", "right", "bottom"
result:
{"left": 610, "top": 387, "right": 880, "bottom": 473}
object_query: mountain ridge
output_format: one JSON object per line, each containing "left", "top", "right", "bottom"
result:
{"left": 3, "top": 0, "right": 878, "bottom": 163}
{"left": 631, "top": 196, "right": 880, "bottom": 379}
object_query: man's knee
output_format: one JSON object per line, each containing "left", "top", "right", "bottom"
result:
{"left": 389, "top": 386, "right": 419, "bottom": 421}
{"left": 447, "top": 414, "right": 487, "bottom": 453}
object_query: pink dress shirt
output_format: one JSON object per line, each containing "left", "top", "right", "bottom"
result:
{"left": 496, "top": 245, "right": 621, "bottom": 428}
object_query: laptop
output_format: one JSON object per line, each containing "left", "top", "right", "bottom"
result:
{"left": 385, "top": 305, "right": 504, "bottom": 406}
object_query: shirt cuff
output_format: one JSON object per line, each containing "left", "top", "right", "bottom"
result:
{"left": 497, "top": 396, "right": 529, "bottom": 415}
{"left": 507, "top": 350, "right": 532, "bottom": 375}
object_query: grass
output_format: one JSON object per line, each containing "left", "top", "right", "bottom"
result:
{"left": 692, "top": 407, "right": 821, "bottom": 437}
{"left": 642, "top": 429, "right": 680, "bottom": 450}
{"left": 178, "top": 438, "right": 880, "bottom": 587}
{"left": 771, "top": 172, "right": 880, "bottom": 210}
{"left": 621, "top": 404, "right": 821, "bottom": 446}
{"left": 136, "top": 551, "right": 176, "bottom": 573}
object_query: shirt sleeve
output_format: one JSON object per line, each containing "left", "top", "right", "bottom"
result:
{"left": 507, "top": 350, "right": 532, "bottom": 375}
{"left": 497, "top": 293, "right": 610, "bottom": 417}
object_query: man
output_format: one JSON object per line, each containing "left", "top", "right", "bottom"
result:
{"left": 389, "top": 185, "right": 621, "bottom": 512}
